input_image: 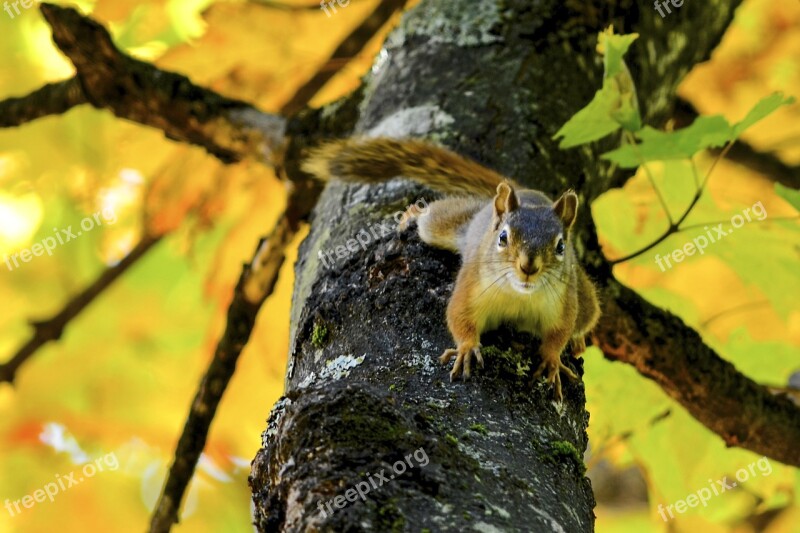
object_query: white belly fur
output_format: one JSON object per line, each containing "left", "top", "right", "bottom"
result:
{"left": 473, "top": 277, "right": 565, "bottom": 337}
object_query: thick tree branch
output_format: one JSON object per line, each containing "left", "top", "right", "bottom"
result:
{"left": 592, "top": 279, "right": 800, "bottom": 467}
{"left": 37, "top": 3, "right": 286, "bottom": 164}
{"left": 0, "top": 235, "right": 161, "bottom": 384}
{"left": 571, "top": 0, "right": 800, "bottom": 466}
{"left": 0, "top": 77, "right": 86, "bottom": 127}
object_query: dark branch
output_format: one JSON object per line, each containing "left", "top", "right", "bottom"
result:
{"left": 250, "top": 0, "right": 321, "bottom": 11}
{"left": 0, "top": 235, "right": 161, "bottom": 384}
{"left": 250, "top": 0, "right": 371, "bottom": 11}
{"left": 149, "top": 0, "right": 391, "bottom": 525}
{"left": 280, "top": 0, "right": 408, "bottom": 115}
{"left": 593, "top": 279, "right": 800, "bottom": 467}
{"left": 150, "top": 200, "right": 299, "bottom": 533}
{"left": 37, "top": 3, "right": 286, "bottom": 164}
{"left": 0, "top": 77, "right": 86, "bottom": 127}
{"left": 148, "top": 182, "right": 320, "bottom": 533}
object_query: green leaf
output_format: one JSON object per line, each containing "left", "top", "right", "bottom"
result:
{"left": 601, "top": 93, "right": 795, "bottom": 168}
{"left": 601, "top": 117, "right": 733, "bottom": 168}
{"left": 732, "top": 92, "right": 796, "bottom": 138}
{"left": 553, "top": 29, "right": 641, "bottom": 148}
{"left": 552, "top": 84, "right": 622, "bottom": 148}
{"left": 610, "top": 82, "right": 642, "bottom": 132}
{"left": 775, "top": 183, "right": 800, "bottom": 212}
{"left": 600, "top": 31, "right": 639, "bottom": 80}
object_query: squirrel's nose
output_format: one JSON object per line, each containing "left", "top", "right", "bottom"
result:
{"left": 519, "top": 257, "right": 539, "bottom": 276}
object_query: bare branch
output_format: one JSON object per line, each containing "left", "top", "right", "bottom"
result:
{"left": 0, "top": 77, "right": 86, "bottom": 127}
{"left": 149, "top": 0, "right": 395, "bottom": 526}
{"left": 38, "top": 3, "right": 286, "bottom": 164}
{"left": 0, "top": 235, "right": 161, "bottom": 384}
{"left": 249, "top": 0, "right": 321, "bottom": 11}
{"left": 250, "top": 0, "right": 371, "bottom": 11}
{"left": 280, "top": 0, "right": 408, "bottom": 115}
{"left": 148, "top": 183, "right": 319, "bottom": 533}
{"left": 593, "top": 279, "right": 800, "bottom": 467}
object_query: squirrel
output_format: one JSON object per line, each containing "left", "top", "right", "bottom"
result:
{"left": 302, "top": 138, "right": 601, "bottom": 401}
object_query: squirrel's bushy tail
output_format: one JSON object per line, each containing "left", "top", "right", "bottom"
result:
{"left": 302, "top": 137, "right": 510, "bottom": 197}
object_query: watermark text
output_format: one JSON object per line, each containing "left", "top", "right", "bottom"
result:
{"left": 657, "top": 456, "right": 772, "bottom": 521}
{"left": 3, "top": 207, "right": 117, "bottom": 272}
{"left": 5, "top": 452, "right": 119, "bottom": 517}
{"left": 655, "top": 201, "right": 766, "bottom": 272}
{"left": 317, "top": 447, "right": 429, "bottom": 518}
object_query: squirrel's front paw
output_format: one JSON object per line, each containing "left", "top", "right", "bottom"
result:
{"left": 533, "top": 356, "right": 578, "bottom": 402}
{"left": 440, "top": 343, "right": 483, "bottom": 381}
{"left": 396, "top": 205, "right": 424, "bottom": 233}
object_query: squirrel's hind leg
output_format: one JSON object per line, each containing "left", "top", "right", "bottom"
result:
{"left": 414, "top": 197, "right": 485, "bottom": 252}
{"left": 569, "top": 336, "right": 587, "bottom": 357}
{"left": 570, "top": 268, "right": 600, "bottom": 359}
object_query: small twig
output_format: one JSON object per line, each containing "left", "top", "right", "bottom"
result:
{"left": 698, "top": 300, "right": 771, "bottom": 329}
{"left": 607, "top": 224, "right": 678, "bottom": 265}
{"left": 690, "top": 155, "right": 700, "bottom": 189}
{"left": 150, "top": 213, "right": 294, "bottom": 533}
{"left": 250, "top": 0, "right": 321, "bottom": 10}
{"left": 279, "top": 0, "right": 408, "bottom": 115}
{"left": 700, "top": 141, "right": 733, "bottom": 191}
{"left": 0, "top": 235, "right": 161, "bottom": 384}
{"left": 609, "top": 142, "right": 734, "bottom": 265}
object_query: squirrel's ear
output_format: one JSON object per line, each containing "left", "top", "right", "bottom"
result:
{"left": 494, "top": 181, "right": 519, "bottom": 217}
{"left": 553, "top": 190, "right": 579, "bottom": 230}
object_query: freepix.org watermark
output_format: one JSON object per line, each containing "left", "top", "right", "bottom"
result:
{"left": 3, "top": 0, "right": 38, "bottom": 19}
{"left": 657, "top": 456, "right": 772, "bottom": 521}
{"left": 317, "top": 447, "right": 429, "bottom": 518}
{"left": 655, "top": 201, "right": 766, "bottom": 272}
{"left": 3, "top": 207, "right": 117, "bottom": 272}
{"left": 653, "top": 0, "right": 685, "bottom": 19}
{"left": 319, "top": 0, "right": 350, "bottom": 18}
{"left": 4, "top": 452, "right": 119, "bottom": 517}
{"left": 318, "top": 198, "right": 429, "bottom": 270}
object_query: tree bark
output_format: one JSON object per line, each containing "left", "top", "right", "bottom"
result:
{"left": 250, "top": 0, "right": 747, "bottom": 531}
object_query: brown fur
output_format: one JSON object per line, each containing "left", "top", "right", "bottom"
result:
{"left": 303, "top": 139, "right": 601, "bottom": 401}
{"left": 303, "top": 138, "right": 518, "bottom": 197}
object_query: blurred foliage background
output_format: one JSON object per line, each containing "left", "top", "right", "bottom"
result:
{"left": 0, "top": 0, "right": 797, "bottom": 532}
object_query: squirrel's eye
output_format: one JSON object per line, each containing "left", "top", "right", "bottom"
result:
{"left": 498, "top": 229, "right": 508, "bottom": 247}
{"left": 555, "top": 238, "right": 565, "bottom": 255}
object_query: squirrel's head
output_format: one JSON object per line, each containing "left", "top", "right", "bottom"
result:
{"left": 489, "top": 182, "right": 578, "bottom": 295}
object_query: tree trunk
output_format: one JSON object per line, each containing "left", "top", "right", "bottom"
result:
{"left": 250, "top": 0, "right": 741, "bottom": 531}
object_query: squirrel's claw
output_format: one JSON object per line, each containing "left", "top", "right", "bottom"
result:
{"left": 440, "top": 344, "right": 483, "bottom": 381}
{"left": 533, "top": 357, "right": 578, "bottom": 401}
